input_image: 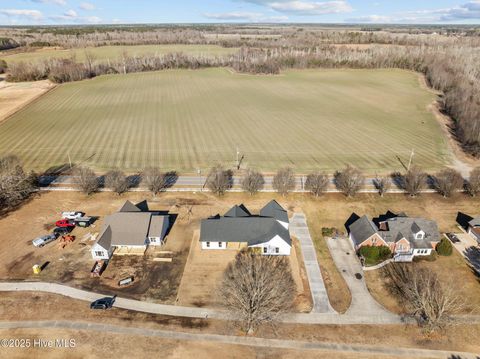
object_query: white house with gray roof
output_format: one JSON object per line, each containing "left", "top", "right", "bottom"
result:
{"left": 200, "top": 200, "right": 291, "bottom": 255}
{"left": 91, "top": 200, "right": 170, "bottom": 260}
{"left": 348, "top": 212, "right": 440, "bottom": 262}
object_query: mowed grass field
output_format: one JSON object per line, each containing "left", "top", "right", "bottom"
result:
{"left": 0, "top": 68, "right": 450, "bottom": 173}
{"left": 0, "top": 44, "right": 237, "bottom": 65}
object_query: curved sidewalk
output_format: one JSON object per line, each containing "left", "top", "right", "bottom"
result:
{"left": 0, "top": 281, "right": 404, "bottom": 324}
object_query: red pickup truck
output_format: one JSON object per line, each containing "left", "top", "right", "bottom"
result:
{"left": 55, "top": 219, "right": 76, "bottom": 228}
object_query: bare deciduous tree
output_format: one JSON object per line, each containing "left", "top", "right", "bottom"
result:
{"left": 305, "top": 172, "right": 329, "bottom": 197}
{"left": 466, "top": 167, "right": 480, "bottom": 197}
{"left": 334, "top": 165, "right": 364, "bottom": 197}
{"left": 220, "top": 251, "right": 295, "bottom": 334}
{"left": 141, "top": 167, "right": 165, "bottom": 196}
{"left": 385, "top": 264, "right": 465, "bottom": 334}
{"left": 206, "top": 165, "right": 232, "bottom": 196}
{"left": 433, "top": 168, "right": 464, "bottom": 198}
{"left": 403, "top": 166, "right": 427, "bottom": 197}
{"left": 373, "top": 176, "right": 391, "bottom": 197}
{"left": 0, "top": 155, "right": 37, "bottom": 214}
{"left": 272, "top": 167, "right": 295, "bottom": 196}
{"left": 104, "top": 169, "right": 129, "bottom": 195}
{"left": 73, "top": 166, "right": 99, "bottom": 195}
{"left": 241, "top": 168, "right": 265, "bottom": 195}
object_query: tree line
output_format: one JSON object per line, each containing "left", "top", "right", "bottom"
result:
{"left": 63, "top": 163, "right": 480, "bottom": 199}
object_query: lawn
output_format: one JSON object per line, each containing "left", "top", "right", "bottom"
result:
{"left": 0, "top": 68, "right": 450, "bottom": 173}
{"left": 0, "top": 44, "right": 238, "bottom": 64}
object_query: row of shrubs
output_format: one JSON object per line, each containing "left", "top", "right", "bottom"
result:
{"left": 54, "top": 163, "right": 480, "bottom": 199}
{"left": 359, "top": 237, "right": 453, "bottom": 266}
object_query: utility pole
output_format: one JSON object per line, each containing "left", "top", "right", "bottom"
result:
{"left": 197, "top": 168, "right": 202, "bottom": 192}
{"left": 67, "top": 151, "right": 72, "bottom": 169}
{"left": 236, "top": 146, "right": 240, "bottom": 170}
{"left": 407, "top": 148, "right": 415, "bottom": 171}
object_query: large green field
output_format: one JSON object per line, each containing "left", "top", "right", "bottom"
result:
{"left": 0, "top": 68, "right": 450, "bottom": 173}
{"left": 0, "top": 44, "right": 237, "bottom": 65}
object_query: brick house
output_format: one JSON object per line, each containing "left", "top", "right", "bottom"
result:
{"left": 348, "top": 212, "right": 440, "bottom": 262}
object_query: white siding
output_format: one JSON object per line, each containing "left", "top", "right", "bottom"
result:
{"left": 201, "top": 241, "right": 226, "bottom": 250}
{"left": 277, "top": 220, "right": 289, "bottom": 230}
{"left": 91, "top": 243, "right": 112, "bottom": 260}
{"left": 148, "top": 237, "right": 161, "bottom": 245}
{"left": 249, "top": 235, "right": 291, "bottom": 256}
{"left": 413, "top": 248, "right": 432, "bottom": 256}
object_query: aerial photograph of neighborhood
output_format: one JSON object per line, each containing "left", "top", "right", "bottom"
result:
{"left": 1, "top": 0, "right": 480, "bottom": 358}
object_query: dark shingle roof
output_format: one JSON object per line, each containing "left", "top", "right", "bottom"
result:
{"left": 148, "top": 215, "right": 169, "bottom": 238}
{"left": 411, "top": 222, "right": 422, "bottom": 234}
{"left": 224, "top": 204, "right": 251, "bottom": 218}
{"left": 260, "top": 200, "right": 289, "bottom": 223}
{"left": 349, "top": 215, "right": 378, "bottom": 246}
{"left": 379, "top": 217, "right": 439, "bottom": 249}
{"left": 200, "top": 217, "right": 291, "bottom": 246}
{"left": 119, "top": 200, "right": 141, "bottom": 213}
{"left": 96, "top": 225, "right": 112, "bottom": 250}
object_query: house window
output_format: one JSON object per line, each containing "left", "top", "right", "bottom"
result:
{"left": 218, "top": 242, "right": 223, "bottom": 248}
{"left": 275, "top": 247, "right": 279, "bottom": 254}
{"left": 372, "top": 238, "right": 377, "bottom": 245}
{"left": 263, "top": 247, "right": 267, "bottom": 254}
{"left": 95, "top": 251, "right": 104, "bottom": 257}
{"left": 206, "top": 242, "right": 210, "bottom": 248}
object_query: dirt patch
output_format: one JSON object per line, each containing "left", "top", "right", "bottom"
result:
{"left": 1, "top": 290, "right": 480, "bottom": 355}
{"left": 0, "top": 75, "right": 55, "bottom": 124}
{"left": 2, "top": 191, "right": 480, "bottom": 313}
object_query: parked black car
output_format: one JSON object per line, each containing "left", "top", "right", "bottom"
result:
{"left": 446, "top": 233, "right": 460, "bottom": 243}
{"left": 53, "top": 226, "right": 72, "bottom": 236}
{"left": 90, "top": 295, "right": 117, "bottom": 310}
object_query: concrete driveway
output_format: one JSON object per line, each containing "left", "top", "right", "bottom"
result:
{"left": 326, "top": 237, "right": 396, "bottom": 319}
{"left": 452, "top": 233, "right": 480, "bottom": 274}
{"left": 290, "top": 213, "right": 335, "bottom": 313}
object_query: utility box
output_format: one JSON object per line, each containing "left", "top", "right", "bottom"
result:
{"left": 32, "top": 265, "right": 41, "bottom": 274}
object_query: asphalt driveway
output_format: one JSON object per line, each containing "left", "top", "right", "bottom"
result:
{"left": 326, "top": 237, "right": 397, "bottom": 319}
{"left": 452, "top": 233, "right": 480, "bottom": 274}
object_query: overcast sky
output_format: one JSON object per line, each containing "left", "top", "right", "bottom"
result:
{"left": 1, "top": 0, "right": 480, "bottom": 25}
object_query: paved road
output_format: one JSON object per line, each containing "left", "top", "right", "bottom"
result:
{"left": 38, "top": 174, "right": 440, "bottom": 194}
{"left": 326, "top": 237, "right": 398, "bottom": 320}
{"left": 0, "top": 320, "right": 477, "bottom": 358}
{"left": 290, "top": 213, "right": 335, "bottom": 314}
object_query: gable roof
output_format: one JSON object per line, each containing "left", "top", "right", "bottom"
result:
{"left": 96, "top": 225, "right": 112, "bottom": 250}
{"left": 260, "top": 200, "right": 289, "bottom": 223}
{"left": 148, "top": 215, "right": 169, "bottom": 238}
{"left": 224, "top": 204, "right": 251, "bottom": 218}
{"left": 349, "top": 215, "right": 379, "bottom": 246}
{"left": 411, "top": 222, "right": 422, "bottom": 234}
{"left": 379, "top": 217, "right": 439, "bottom": 249}
{"left": 200, "top": 217, "right": 291, "bottom": 246}
{"left": 105, "top": 212, "right": 152, "bottom": 246}
{"left": 119, "top": 200, "right": 141, "bottom": 213}
{"left": 469, "top": 217, "right": 480, "bottom": 227}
